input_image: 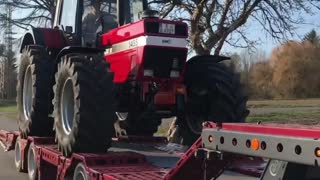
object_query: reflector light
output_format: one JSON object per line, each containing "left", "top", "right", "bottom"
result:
{"left": 251, "top": 138, "right": 259, "bottom": 151}
{"left": 261, "top": 141, "right": 267, "bottom": 150}
{"left": 315, "top": 148, "right": 320, "bottom": 157}
{"left": 208, "top": 135, "right": 214, "bottom": 143}
{"left": 176, "top": 87, "right": 185, "bottom": 94}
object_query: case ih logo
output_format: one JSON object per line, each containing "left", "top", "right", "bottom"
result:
{"left": 162, "top": 39, "right": 171, "bottom": 44}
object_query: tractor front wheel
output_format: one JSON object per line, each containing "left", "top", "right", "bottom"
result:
{"left": 53, "top": 54, "right": 116, "bottom": 156}
{"left": 17, "top": 45, "right": 54, "bottom": 138}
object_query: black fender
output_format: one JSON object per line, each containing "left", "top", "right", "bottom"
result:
{"left": 19, "top": 27, "right": 66, "bottom": 53}
{"left": 187, "top": 55, "right": 231, "bottom": 65}
{"left": 53, "top": 46, "right": 106, "bottom": 81}
{"left": 55, "top": 46, "right": 105, "bottom": 63}
{"left": 184, "top": 55, "right": 232, "bottom": 86}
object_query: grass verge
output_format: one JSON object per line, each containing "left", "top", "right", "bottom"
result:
{"left": 246, "top": 110, "right": 320, "bottom": 123}
{"left": 0, "top": 101, "right": 17, "bottom": 120}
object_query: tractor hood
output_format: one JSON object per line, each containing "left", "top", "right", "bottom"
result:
{"left": 100, "top": 18, "right": 188, "bottom": 47}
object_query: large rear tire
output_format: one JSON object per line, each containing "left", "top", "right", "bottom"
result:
{"left": 17, "top": 45, "right": 54, "bottom": 138}
{"left": 179, "top": 55, "right": 249, "bottom": 145}
{"left": 53, "top": 54, "right": 116, "bottom": 156}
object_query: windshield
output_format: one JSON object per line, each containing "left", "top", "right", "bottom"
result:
{"left": 130, "top": 0, "right": 144, "bottom": 23}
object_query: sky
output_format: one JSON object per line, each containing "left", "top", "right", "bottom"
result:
{"left": 4, "top": 3, "right": 320, "bottom": 57}
{"left": 223, "top": 11, "right": 320, "bottom": 56}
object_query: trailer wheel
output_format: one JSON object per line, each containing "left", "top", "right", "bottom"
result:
{"left": 53, "top": 54, "right": 116, "bottom": 156}
{"left": 27, "top": 143, "right": 38, "bottom": 180}
{"left": 73, "top": 163, "right": 88, "bottom": 180}
{"left": 17, "top": 45, "right": 54, "bottom": 138}
{"left": 179, "top": 55, "right": 249, "bottom": 145}
{"left": 14, "top": 137, "right": 23, "bottom": 172}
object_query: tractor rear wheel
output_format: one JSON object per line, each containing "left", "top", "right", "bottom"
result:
{"left": 179, "top": 55, "right": 249, "bottom": 146}
{"left": 53, "top": 54, "right": 116, "bottom": 156}
{"left": 17, "top": 45, "right": 54, "bottom": 138}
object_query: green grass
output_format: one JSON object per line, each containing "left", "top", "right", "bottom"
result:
{"left": 156, "top": 99, "right": 320, "bottom": 135}
{"left": 0, "top": 101, "right": 17, "bottom": 119}
{"left": 248, "top": 99, "right": 320, "bottom": 108}
{"left": 246, "top": 110, "right": 320, "bottom": 123}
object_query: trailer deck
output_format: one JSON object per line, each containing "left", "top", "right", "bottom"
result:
{"left": 0, "top": 129, "right": 265, "bottom": 180}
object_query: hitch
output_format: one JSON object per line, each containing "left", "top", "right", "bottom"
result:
{"left": 195, "top": 148, "right": 223, "bottom": 161}
{"left": 195, "top": 148, "right": 226, "bottom": 180}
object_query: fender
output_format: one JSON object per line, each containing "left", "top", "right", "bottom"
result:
{"left": 19, "top": 27, "right": 66, "bottom": 52}
{"left": 187, "top": 55, "right": 231, "bottom": 65}
{"left": 56, "top": 46, "right": 105, "bottom": 63}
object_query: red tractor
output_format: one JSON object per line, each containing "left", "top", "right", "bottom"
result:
{"left": 17, "top": 0, "right": 249, "bottom": 156}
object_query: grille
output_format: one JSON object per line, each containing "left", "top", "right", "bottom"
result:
{"left": 143, "top": 47, "right": 187, "bottom": 78}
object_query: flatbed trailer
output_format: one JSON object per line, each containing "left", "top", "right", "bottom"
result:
{"left": 4, "top": 121, "right": 320, "bottom": 180}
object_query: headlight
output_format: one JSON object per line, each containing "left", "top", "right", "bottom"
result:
{"left": 144, "top": 69, "right": 154, "bottom": 77}
{"left": 170, "top": 70, "right": 180, "bottom": 78}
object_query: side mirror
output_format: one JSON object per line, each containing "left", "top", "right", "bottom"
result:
{"left": 65, "top": 26, "right": 73, "bottom": 34}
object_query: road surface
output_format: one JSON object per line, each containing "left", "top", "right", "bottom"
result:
{"left": 0, "top": 113, "right": 257, "bottom": 180}
{"left": 0, "top": 114, "right": 27, "bottom": 180}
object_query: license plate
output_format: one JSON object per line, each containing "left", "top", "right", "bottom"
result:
{"left": 159, "top": 23, "right": 175, "bottom": 34}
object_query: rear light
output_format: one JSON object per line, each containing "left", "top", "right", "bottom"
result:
{"left": 251, "top": 138, "right": 260, "bottom": 151}
{"left": 170, "top": 70, "right": 180, "bottom": 78}
{"left": 143, "top": 69, "right": 154, "bottom": 77}
{"left": 208, "top": 135, "right": 214, "bottom": 143}
{"left": 315, "top": 147, "right": 320, "bottom": 157}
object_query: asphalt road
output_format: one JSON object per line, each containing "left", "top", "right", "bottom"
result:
{"left": 0, "top": 114, "right": 257, "bottom": 180}
{"left": 0, "top": 114, "right": 27, "bottom": 180}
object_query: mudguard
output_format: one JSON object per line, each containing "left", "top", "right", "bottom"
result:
{"left": 187, "top": 55, "right": 231, "bottom": 64}
{"left": 55, "top": 46, "right": 105, "bottom": 63}
{"left": 19, "top": 27, "right": 66, "bottom": 52}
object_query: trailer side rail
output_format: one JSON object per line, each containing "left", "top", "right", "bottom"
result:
{"left": 202, "top": 122, "right": 320, "bottom": 166}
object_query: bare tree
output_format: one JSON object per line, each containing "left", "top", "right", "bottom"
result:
{"left": 151, "top": 0, "right": 320, "bottom": 55}
{"left": 0, "top": 0, "right": 56, "bottom": 30}
{"left": 303, "top": 29, "right": 320, "bottom": 46}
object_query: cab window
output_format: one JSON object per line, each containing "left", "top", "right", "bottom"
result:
{"left": 60, "top": 0, "right": 78, "bottom": 33}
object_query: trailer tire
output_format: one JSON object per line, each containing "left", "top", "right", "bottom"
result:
{"left": 73, "top": 163, "right": 88, "bottom": 180}
{"left": 27, "top": 143, "right": 38, "bottom": 180}
{"left": 53, "top": 54, "right": 116, "bottom": 157}
{"left": 17, "top": 45, "right": 54, "bottom": 138}
{"left": 14, "top": 137, "right": 23, "bottom": 172}
{"left": 180, "top": 55, "right": 249, "bottom": 146}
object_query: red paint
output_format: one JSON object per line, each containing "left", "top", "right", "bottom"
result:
{"left": 106, "top": 46, "right": 143, "bottom": 83}
{"left": 154, "top": 91, "right": 176, "bottom": 106}
{"left": 0, "top": 129, "right": 265, "bottom": 179}
{"left": 106, "top": 46, "right": 187, "bottom": 83}
{"left": 102, "top": 18, "right": 188, "bottom": 84}
{"left": 205, "top": 122, "right": 320, "bottom": 139}
{"left": 41, "top": 28, "right": 65, "bottom": 49}
{"left": 101, "top": 18, "right": 188, "bottom": 46}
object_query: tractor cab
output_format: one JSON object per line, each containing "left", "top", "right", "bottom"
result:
{"left": 53, "top": 0, "right": 148, "bottom": 47}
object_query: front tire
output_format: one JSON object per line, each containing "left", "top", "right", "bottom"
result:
{"left": 17, "top": 45, "right": 54, "bottom": 138}
{"left": 53, "top": 54, "right": 116, "bottom": 156}
{"left": 180, "top": 55, "right": 249, "bottom": 145}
